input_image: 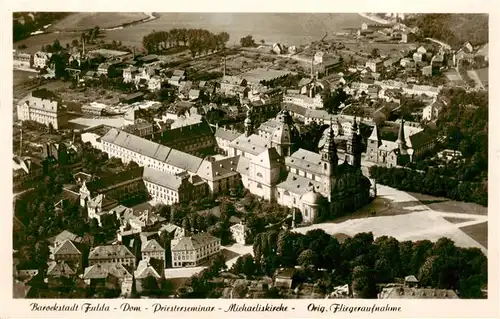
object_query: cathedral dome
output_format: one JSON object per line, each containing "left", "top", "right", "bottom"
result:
{"left": 301, "top": 189, "right": 323, "bottom": 206}
{"left": 271, "top": 123, "right": 292, "bottom": 145}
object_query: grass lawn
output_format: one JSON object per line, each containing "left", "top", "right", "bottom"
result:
{"left": 329, "top": 196, "right": 407, "bottom": 224}
{"left": 406, "top": 192, "right": 487, "bottom": 216}
{"left": 47, "top": 12, "right": 148, "bottom": 32}
{"left": 460, "top": 222, "right": 488, "bottom": 248}
{"left": 443, "top": 217, "right": 473, "bottom": 224}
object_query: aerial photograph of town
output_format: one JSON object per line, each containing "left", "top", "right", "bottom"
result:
{"left": 12, "top": 12, "right": 488, "bottom": 300}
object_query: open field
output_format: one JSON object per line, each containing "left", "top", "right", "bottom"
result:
{"left": 460, "top": 222, "right": 488, "bottom": 249}
{"left": 406, "top": 191, "right": 487, "bottom": 216}
{"left": 294, "top": 185, "right": 487, "bottom": 254}
{"left": 47, "top": 12, "right": 149, "bottom": 32}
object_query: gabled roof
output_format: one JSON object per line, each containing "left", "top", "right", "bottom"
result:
{"left": 83, "top": 263, "right": 132, "bottom": 280}
{"left": 141, "top": 239, "right": 164, "bottom": 253}
{"left": 101, "top": 128, "right": 172, "bottom": 162}
{"left": 277, "top": 173, "right": 322, "bottom": 196}
{"left": 143, "top": 166, "right": 185, "bottom": 190}
{"left": 214, "top": 127, "right": 240, "bottom": 141}
{"left": 48, "top": 230, "right": 81, "bottom": 246}
{"left": 230, "top": 133, "right": 270, "bottom": 156}
{"left": 165, "top": 149, "right": 203, "bottom": 174}
{"left": 252, "top": 148, "right": 281, "bottom": 169}
{"left": 286, "top": 148, "right": 323, "bottom": 175}
{"left": 196, "top": 156, "right": 239, "bottom": 182}
{"left": 47, "top": 261, "right": 76, "bottom": 277}
{"left": 84, "top": 166, "right": 144, "bottom": 195}
{"left": 53, "top": 240, "right": 82, "bottom": 256}
{"left": 134, "top": 258, "right": 162, "bottom": 279}
{"left": 171, "top": 233, "right": 219, "bottom": 251}
{"left": 89, "top": 245, "right": 135, "bottom": 260}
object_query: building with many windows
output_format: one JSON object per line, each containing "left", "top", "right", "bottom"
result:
{"left": 171, "top": 233, "right": 221, "bottom": 268}
{"left": 88, "top": 245, "right": 136, "bottom": 268}
{"left": 16, "top": 89, "right": 69, "bottom": 129}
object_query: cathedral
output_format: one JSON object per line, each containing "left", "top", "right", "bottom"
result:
{"left": 231, "top": 108, "right": 371, "bottom": 224}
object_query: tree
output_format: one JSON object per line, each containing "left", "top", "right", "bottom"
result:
{"left": 371, "top": 48, "right": 380, "bottom": 58}
{"left": 71, "top": 39, "right": 79, "bottom": 47}
{"left": 297, "top": 249, "right": 318, "bottom": 269}
{"left": 352, "top": 265, "right": 377, "bottom": 298}
{"left": 240, "top": 35, "right": 256, "bottom": 47}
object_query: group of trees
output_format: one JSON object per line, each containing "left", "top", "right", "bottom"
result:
{"left": 227, "top": 230, "right": 487, "bottom": 298}
{"left": 260, "top": 73, "right": 304, "bottom": 89}
{"left": 370, "top": 166, "right": 487, "bottom": 206}
{"left": 13, "top": 12, "right": 70, "bottom": 42}
{"left": 142, "top": 28, "right": 230, "bottom": 56}
{"left": 240, "top": 35, "right": 257, "bottom": 47}
{"left": 405, "top": 14, "right": 488, "bottom": 48}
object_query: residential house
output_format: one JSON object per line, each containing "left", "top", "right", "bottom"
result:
{"left": 413, "top": 52, "right": 424, "bottom": 63}
{"left": 79, "top": 167, "right": 145, "bottom": 224}
{"left": 142, "top": 167, "right": 194, "bottom": 205}
{"left": 401, "top": 32, "right": 416, "bottom": 43}
{"left": 52, "top": 239, "right": 84, "bottom": 271}
{"left": 188, "top": 89, "right": 200, "bottom": 100}
{"left": 133, "top": 258, "right": 163, "bottom": 292}
{"left": 157, "top": 223, "right": 185, "bottom": 240}
{"left": 45, "top": 261, "right": 77, "bottom": 285}
{"left": 33, "top": 51, "right": 52, "bottom": 69}
{"left": 215, "top": 126, "right": 241, "bottom": 155}
{"left": 122, "top": 120, "right": 154, "bottom": 138}
{"left": 13, "top": 156, "right": 43, "bottom": 190}
{"left": 417, "top": 46, "right": 427, "bottom": 54}
{"left": 272, "top": 43, "right": 285, "bottom": 55}
{"left": 274, "top": 268, "right": 294, "bottom": 289}
{"left": 123, "top": 66, "right": 139, "bottom": 83}
{"left": 196, "top": 155, "right": 240, "bottom": 194}
{"left": 17, "top": 89, "right": 69, "bottom": 129}
{"left": 141, "top": 239, "right": 165, "bottom": 265}
{"left": 400, "top": 58, "right": 415, "bottom": 68}
{"left": 365, "top": 59, "right": 384, "bottom": 73}
{"left": 230, "top": 222, "right": 248, "bottom": 245}
{"left": 83, "top": 263, "right": 133, "bottom": 296}
{"left": 88, "top": 245, "right": 136, "bottom": 268}
{"left": 378, "top": 285, "right": 458, "bottom": 299}
{"left": 170, "top": 233, "right": 221, "bottom": 268}
{"left": 13, "top": 50, "right": 32, "bottom": 70}
{"left": 148, "top": 76, "right": 162, "bottom": 92}
{"left": 220, "top": 76, "right": 248, "bottom": 97}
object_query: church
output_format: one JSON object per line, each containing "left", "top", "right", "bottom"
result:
{"left": 229, "top": 108, "right": 371, "bottom": 224}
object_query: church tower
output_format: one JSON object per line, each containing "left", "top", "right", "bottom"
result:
{"left": 244, "top": 107, "right": 253, "bottom": 137}
{"left": 320, "top": 122, "right": 338, "bottom": 201}
{"left": 270, "top": 110, "right": 294, "bottom": 156}
{"left": 396, "top": 118, "right": 407, "bottom": 155}
{"left": 367, "top": 124, "right": 382, "bottom": 162}
{"left": 345, "top": 116, "right": 362, "bottom": 168}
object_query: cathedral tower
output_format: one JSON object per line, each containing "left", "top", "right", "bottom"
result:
{"left": 244, "top": 107, "right": 253, "bottom": 137}
{"left": 396, "top": 118, "right": 407, "bottom": 155}
{"left": 345, "top": 116, "right": 362, "bottom": 168}
{"left": 367, "top": 124, "right": 382, "bottom": 162}
{"left": 320, "top": 121, "right": 338, "bottom": 201}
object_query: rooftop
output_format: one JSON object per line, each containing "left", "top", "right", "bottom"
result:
{"left": 171, "top": 233, "right": 219, "bottom": 251}
{"left": 89, "top": 245, "right": 135, "bottom": 260}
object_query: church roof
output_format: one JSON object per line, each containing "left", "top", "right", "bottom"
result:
{"left": 230, "top": 133, "right": 270, "bottom": 156}
{"left": 286, "top": 149, "right": 324, "bottom": 176}
{"left": 277, "top": 173, "right": 322, "bottom": 197}
{"left": 301, "top": 189, "right": 323, "bottom": 205}
{"left": 368, "top": 124, "right": 381, "bottom": 141}
{"left": 214, "top": 127, "right": 240, "bottom": 141}
{"left": 252, "top": 148, "right": 282, "bottom": 169}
